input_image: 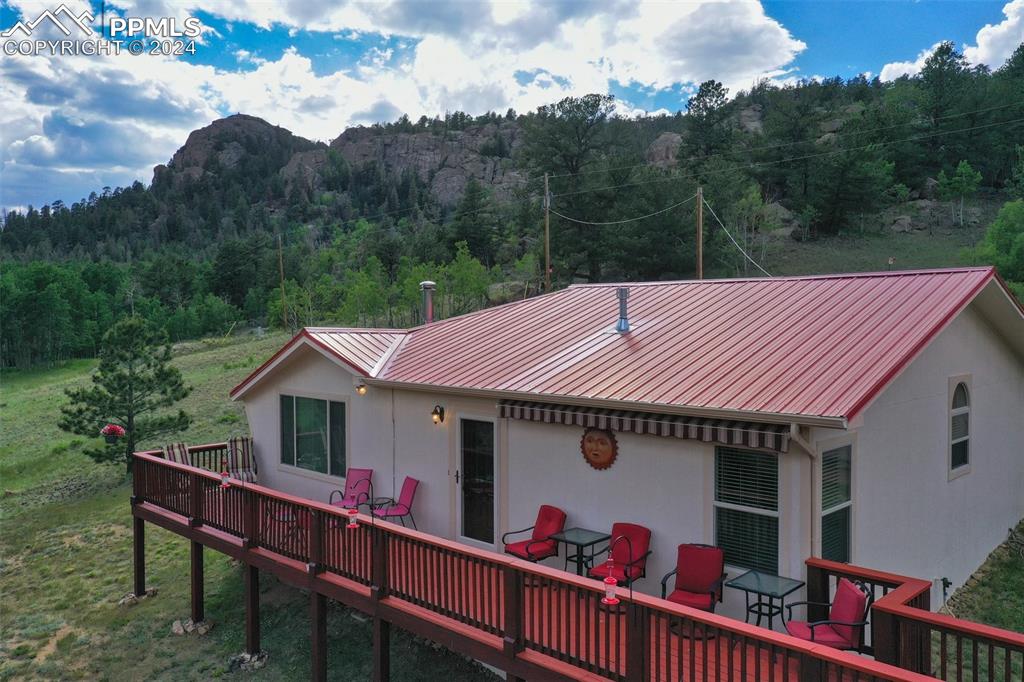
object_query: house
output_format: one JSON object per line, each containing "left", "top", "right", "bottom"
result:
{"left": 228, "top": 266, "right": 1024, "bottom": 621}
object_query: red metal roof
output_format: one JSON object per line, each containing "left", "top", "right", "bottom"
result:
{"left": 233, "top": 268, "right": 1014, "bottom": 424}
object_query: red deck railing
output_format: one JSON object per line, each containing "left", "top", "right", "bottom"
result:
{"left": 133, "top": 447, "right": 960, "bottom": 682}
{"left": 807, "top": 559, "right": 1024, "bottom": 682}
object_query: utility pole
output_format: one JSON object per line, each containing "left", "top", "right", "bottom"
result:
{"left": 696, "top": 186, "right": 704, "bottom": 280}
{"left": 277, "top": 233, "right": 289, "bottom": 330}
{"left": 544, "top": 172, "right": 551, "bottom": 292}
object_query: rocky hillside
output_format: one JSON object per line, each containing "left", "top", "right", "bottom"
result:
{"left": 153, "top": 114, "right": 527, "bottom": 208}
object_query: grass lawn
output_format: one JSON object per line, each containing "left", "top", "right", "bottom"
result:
{"left": 0, "top": 331, "right": 499, "bottom": 681}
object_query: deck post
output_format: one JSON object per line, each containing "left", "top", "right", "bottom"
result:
{"left": 133, "top": 516, "right": 146, "bottom": 597}
{"left": 310, "top": 591, "right": 327, "bottom": 682}
{"left": 805, "top": 561, "right": 830, "bottom": 622}
{"left": 625, "top": 602, "right": 648, "bottom": 682}
{"left": 371, "top": 527, "right": 388, "bottom": 600}
{"left": 872, "top": 606, "right": 898, "bottom": 666}
{"left": 243, "top": 489, "right": 258, "bottom": 548}
{"left": 244, "top": 564, "right": 260, "bottom": 655}
{"left": 798, "top": 653, "right": 823, "bottom": 682}
{"left": 372, "top": 616, "right": 390, "bottom": 682}
{"left": 190, "top": 540, "right": 204, "bottom": 623}
{"left": 307, "top": 509, "right": 323, "bottom": 575}
{"left": 188, "top": 472, "right": 203, "bottom": 527}
{"left": 502, "top": 566, "right": 524, "bottom": 661}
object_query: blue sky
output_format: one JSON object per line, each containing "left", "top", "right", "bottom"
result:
{"left": 1, "top": 0, "right": 1022, "bottom": 213}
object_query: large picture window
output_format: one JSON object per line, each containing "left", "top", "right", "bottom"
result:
{"left": 280, "top": 394, "right": 346, "bottom": 476}
{"left": 821, "top": 445, "right": 852, "bottom": 563}
{"left": 714, "top": 447, "right": 779, "bottom": 573}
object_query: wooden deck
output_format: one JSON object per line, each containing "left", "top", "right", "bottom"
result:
{"left": 130, "top": 449, "right": 942, "bottom": 682}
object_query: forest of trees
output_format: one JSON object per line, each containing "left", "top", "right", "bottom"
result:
{"left": 2, "top": 41, "right": 1023, "bottom": 367}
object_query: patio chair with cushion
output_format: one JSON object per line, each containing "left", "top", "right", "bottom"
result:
{"left": 371, "top": 476, "right": 420, "bottom": 529}
{"left": 226, "top": 435, "right": 258, "bottom": 483}
{"left": 163, "top": 442, "right": 192, "bottom": 466}
{"left": 587, "top": 522, "right": 652, "bottom": 588}
{"left": 784, "top": 577, "right": 873, "bottom": 651}
{"left": 502, "top": 504, "right": 567, "bottom": 562}
{"left": 660, "top": 543, "right": 727, "bottom": 612}
{"left": 328, "top": 468, "right": 374, "bottom": 509}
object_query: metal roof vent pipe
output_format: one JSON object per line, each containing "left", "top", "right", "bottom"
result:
{"left": 420, "top": 280, "right": 436, "bottom": 324}
{"left": 615, "top": 287, "right": 631, "bottom": 333}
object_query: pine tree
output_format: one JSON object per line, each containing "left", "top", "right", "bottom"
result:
{"left": 58, "top": 317, "right": 192, "bottom": 473}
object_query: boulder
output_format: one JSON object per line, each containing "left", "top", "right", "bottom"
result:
{"left": 645, "top": 132, "right": 683, "bottom": 168}
{"left": 890, "top": 215, "right": 913, "bottom": 232}
{"left": 171, "top": 620, "right": 185, "bottom": 636}
{"left": 737, "top": 105, "right": 763, "bottom": 134}
{"left": 921, "top": 177, "right": 940, "bottom": 199}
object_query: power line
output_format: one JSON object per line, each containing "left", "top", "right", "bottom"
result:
{"left": 702, "top": 197, "right": 773, "bottom": 277}
{"left": 548, "top": 193, "right": 698, "bottom": 226}
{"left": 544, "top": 99, "right": 1024, "bottom": 182}
{"left": 551, "top": 115, "right": 1024, "bottom": 199}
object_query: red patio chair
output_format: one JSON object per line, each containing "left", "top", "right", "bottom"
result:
{"left": 227, "top": 435, "right": 258, "bottom": 483}
{"left": 502, "top": 505, "right": 567, "bottom": 562}
{"left": 328, "top": 468, "right": 373, "bottom": 509}
{"left": 784, "top": 577, "right": 873, "bottom": 651}
{"left": 371, "top": 477, "right": 419, "bottom": 529}
{"left": 660, "top": 543, "right": 727, "bottom": 612}
{"left": 588, "top": 522, "right": 652, "bottom": 587}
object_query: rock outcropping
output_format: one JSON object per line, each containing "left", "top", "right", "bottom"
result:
{"left": 329, "top": 121, "right": 525, "bottom": 205}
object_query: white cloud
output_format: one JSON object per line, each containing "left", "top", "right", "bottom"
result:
{"left": 881, "top": 0, "right": 1024, "bottom": 80}
{"left": 1, "top": 0, "right": 809, "bottom": 210}
{"left": 879, "top": 42, "right": 943, "bottom": 81}
{"left": 964, "top": 0, "right": 1024, "bottom": 68}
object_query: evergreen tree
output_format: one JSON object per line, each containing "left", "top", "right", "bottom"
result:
{"left": 58, "top": 318, "right": 192, "bottom": 472}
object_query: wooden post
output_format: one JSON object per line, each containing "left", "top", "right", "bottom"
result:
{"left": 133, "top": 516, "right": 146, "bottom": 597}
{"left": 372, "top": 616, "right": 390, "bottom": 682}
{"left": 245, "top": 565, "right": 260, "bottom": 655}
{"left": 798, "top": 653, "right": 823, "bottom": 682}
{"left": 544, "top": 172, "right": 551, "bottom": 292}
{"left": 307, "top": 510, "right": 323, "bottom": 575}
{"left": 625, "top": 602, "right": 648, "bottom": 682}
{"left": 371, "top": 528, "right": 388, "bottom": 601}
{"left": 189, "top": 472, "right": 203, "bottom": 527}
{"left": 244, "top": 489, "right": 258, "bottom": 549}
{"left": 502, "top": 566, "right": 524, "bottom": 661}
{"left": 310, "top": 591, "right": 327, "bottom": 682}
{"left": 872, "top": 606, "right": 898, "bottom": 666}
{"left": 805, "top": 562, "right": 830, "bottom": 623}
{"left": 191, "top": 540, "right": 204, "bottom": 623}
{"left": 696, "top": 186, "right": 704, "bottom": 279}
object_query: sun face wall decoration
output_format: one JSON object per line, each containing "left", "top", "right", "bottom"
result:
{"left": 580, "top": 428, "right": 618, "bottom": 470}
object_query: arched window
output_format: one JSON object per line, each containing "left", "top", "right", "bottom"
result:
{"left": 950, "top": 383, "right": 970, "bottom": 470}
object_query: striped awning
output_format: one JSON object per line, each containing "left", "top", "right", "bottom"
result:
{"left": 498, "top": 400, "right": 790, "bottom": 452}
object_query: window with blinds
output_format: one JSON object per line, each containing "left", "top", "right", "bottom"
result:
{"left": 821, "top": 445, "right": 852, "bottom": 563}
{"left": 714, "top": 447, "right": 779, "bottom": 573}
{"left": 950, "top": 382, "right": 969, "bottom": 470}
{"left": 280, "top": 394, "right": 346, "bottom": 476}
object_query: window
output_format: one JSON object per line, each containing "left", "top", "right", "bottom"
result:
{"left": 821, "top": 445, "right": 852, "bottom": 563}
{"left": 714, "top": 447, "right": 779, "bottom": 573}
{"left": 950, "top": 383, "right": 970, "bottom": 471}
{"left": 280, "top": 394, "right": 346, "bottom": 476}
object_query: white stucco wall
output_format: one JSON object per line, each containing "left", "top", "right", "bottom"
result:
{"left": 825, "top": 303, "right": 1024, "bottom": 601}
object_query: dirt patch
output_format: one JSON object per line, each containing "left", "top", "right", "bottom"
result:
{"left": 33, "top": 624, "right": 73, "bottom": 664}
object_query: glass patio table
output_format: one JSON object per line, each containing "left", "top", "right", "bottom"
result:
{"left": 549, "top": 527, "right": 611, "bottom": 576}
{"left": 725, "top": 569, "right": 805, "bottom": 630}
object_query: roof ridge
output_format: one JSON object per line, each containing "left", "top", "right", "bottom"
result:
{"left": 567, "top": 266, "right": 994, "bottom": 288}
{"left": 303, "top": 326, "right": 408, "bottom": 334}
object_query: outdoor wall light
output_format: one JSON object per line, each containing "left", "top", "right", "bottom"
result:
{"left": 431, "top": 405, "right": 445, "bottom": 424}
{"left": 355, "top": 383, "right": 368, "bottom": 396}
